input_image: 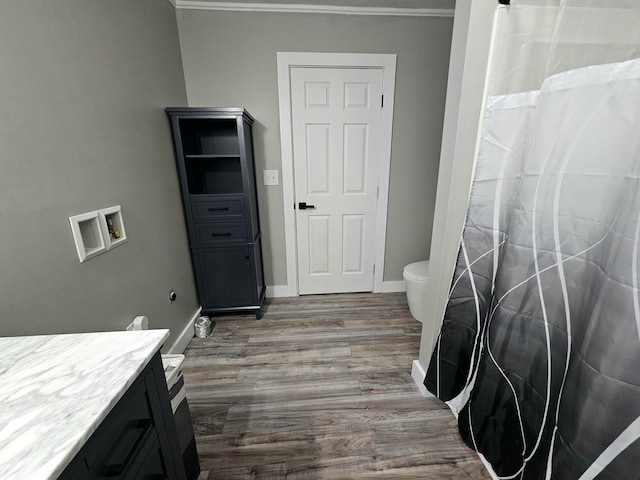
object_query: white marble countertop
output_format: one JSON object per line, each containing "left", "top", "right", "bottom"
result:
{"left": 0, "top": 329, "right": 170, "bottom": 480}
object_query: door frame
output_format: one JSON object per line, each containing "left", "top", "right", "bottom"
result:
{"left": 277, "top": 52, "right": 397, "bottom": 296}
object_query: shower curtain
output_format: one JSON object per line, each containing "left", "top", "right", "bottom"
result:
{"left": 425, "top": 1, "right": 640, "bottom": 479}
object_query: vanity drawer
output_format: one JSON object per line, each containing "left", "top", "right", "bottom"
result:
{"left": 191, "top": 196, "right": 244, "bottom": 221}
{"left": 194, "top": 222, "right": 247, "bottom": 245}
{"left": 83, "top": 375, "right": 160, "bottom": 474}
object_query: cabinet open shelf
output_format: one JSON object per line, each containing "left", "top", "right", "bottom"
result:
{"left": 185, "top": 156, "right": 243, "bottom": 194}
{"left": 179, "top": 118, "right": 239, "bottom": 156}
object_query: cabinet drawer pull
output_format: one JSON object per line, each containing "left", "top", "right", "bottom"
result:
{"left": 208, "top": 207, "right": 229, "bottom": 211}
{"left": 212, "top": 232, "right": 232, "bottom": 237}
{"left": 98, "top": 418, "right": 152, "bottom": 476}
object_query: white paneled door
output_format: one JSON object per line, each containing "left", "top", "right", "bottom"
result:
{"left": 291, "top": 67, "right": 383, "bottom": 294}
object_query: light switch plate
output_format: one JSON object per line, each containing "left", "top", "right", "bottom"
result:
{"left": 263, "top": 169, "right": 279, "bottom": 186}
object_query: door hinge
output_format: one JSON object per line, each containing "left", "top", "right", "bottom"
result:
{"left": 373, "top": 264, "right": 376, "bottom": 274}
{"left": 381, "top": 95, "right": 384, "bottom": 108}
{"left": 377, "top": 187, "right": 379, "bottom": 199}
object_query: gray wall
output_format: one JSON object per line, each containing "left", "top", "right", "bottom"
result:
{"left": 0, "top": 0, "right": 199, "bottom": 347}
{"left": 176, "top": 10, "right": 453, "bottom": 285}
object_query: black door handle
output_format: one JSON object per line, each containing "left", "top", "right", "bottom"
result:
{"left": 298, "top": 202, "right": 316, "bottom": 210}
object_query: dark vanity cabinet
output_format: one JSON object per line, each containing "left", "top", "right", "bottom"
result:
{"left": 166, "top": 108, "right": 265, "bottom": 319}
{"left": 58, "top": 352, "right": 188, "bottom": 480}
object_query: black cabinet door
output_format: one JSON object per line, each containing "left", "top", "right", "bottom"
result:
{"left": 198, "top": 246, "right": 254, "bottom": 309}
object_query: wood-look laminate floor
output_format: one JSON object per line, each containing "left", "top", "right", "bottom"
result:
{"left": 182, "top": 293, "right": 488, "bottom": 479}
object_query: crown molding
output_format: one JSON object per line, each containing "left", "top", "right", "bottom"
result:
{"left": 172, "top": 1, "right": 454, "bottom": 17}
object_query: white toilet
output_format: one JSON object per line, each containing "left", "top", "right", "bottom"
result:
{"left": 403, "top": 260, "right": 429, "bottom": 323}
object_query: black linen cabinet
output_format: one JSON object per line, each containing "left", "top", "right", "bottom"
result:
{"left": 166, "top": 108, "right": 265, "bottom": 319}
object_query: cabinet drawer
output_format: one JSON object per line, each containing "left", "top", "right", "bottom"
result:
{"left": 194, "top": 223, "right": 246, "bottom": 245}
{"left": 83, "top": 376, "right": 160, "bottom": 477}
{"left": 191, "top": 197, "right": 244, "bottom": 221}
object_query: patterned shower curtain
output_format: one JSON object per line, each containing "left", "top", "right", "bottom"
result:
{"left": 425, "top": 2, "right": 640, "bottom": 479}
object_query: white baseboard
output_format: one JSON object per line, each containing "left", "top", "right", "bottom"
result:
{"left": 375, "top": 280, "right": 406, "bottom": 293}
{"left": 411, "top": 359, "right": 434, "bottom": 397}
{"left": 268, "top": 282, "right": 405, "bottom": 297}
{"left": 266, "top": 284, "right": 293, "bottom": 298}
{"left": 166, "top": 307, "right": 202, "bottom": 354}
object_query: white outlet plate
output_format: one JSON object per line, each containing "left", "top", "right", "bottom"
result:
{"left": 263, "top": 169, "right": 279, "bottom": 186}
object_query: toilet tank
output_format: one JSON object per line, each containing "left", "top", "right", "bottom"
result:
{"left": 403, "top": 261, "right": 429, "bottom": 323}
